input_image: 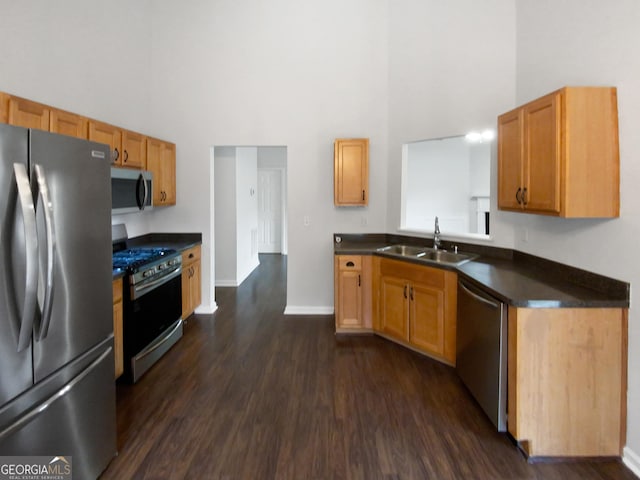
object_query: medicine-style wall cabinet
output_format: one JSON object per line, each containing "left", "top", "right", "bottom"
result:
{"left": 334, "top": 138, "right": 369, "bottom": 206}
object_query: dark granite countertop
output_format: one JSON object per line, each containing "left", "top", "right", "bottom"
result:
{"left": 334, "top": 233, "right": 629, "bottom": 309}
{"left": 126, "top": 232, "right": 202, "bottom": 252}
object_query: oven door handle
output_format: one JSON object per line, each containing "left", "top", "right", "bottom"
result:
{"left": 132, "top": 266, "right": 182, "bottom": 299}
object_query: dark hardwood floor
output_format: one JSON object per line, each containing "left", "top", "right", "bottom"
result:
{"left": 101, "top": 254, "right": 636, "bottom": 480}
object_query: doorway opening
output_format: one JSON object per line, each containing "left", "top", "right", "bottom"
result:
{"left": 212, "top": 146, "right": 288, "bottom": 288}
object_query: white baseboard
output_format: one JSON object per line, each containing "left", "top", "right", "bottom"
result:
{"left": 195, "top": 303, "right": 217, "bottom": 315}
{"left": 215, "top": 280, "right": 239, "bottom": 287}
{"left": 624, "top": 446, "right": 640, "bottom": 478}
{"left": 284, "top": 305, "right": 334, "bottom": 315}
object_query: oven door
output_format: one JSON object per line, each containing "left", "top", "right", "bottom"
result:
{"left": 123, "top": 271, "right": 182, "bottom": 362}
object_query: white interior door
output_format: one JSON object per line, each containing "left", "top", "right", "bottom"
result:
{"left": 258, "top": 169, "right": 282, "bottom": 253}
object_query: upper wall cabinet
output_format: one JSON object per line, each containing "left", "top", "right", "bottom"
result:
{"left": 121, "top": 129, "right": 147, "bottom": 170}
{"left": 7, "top": 95, "right": 50, "bottom": 131}
{"left": 89, "top": 120, "right": 122, "bottom": 166}
{"left": 50, "top": 109, "right": 88, "bottom": 139}
{"left": 498, "top": 87, "right": 619, "bottom": 218}
{"left": 147, "top": 137, "right": 176, "bottom": 205}
{"left": 334, "top": 138, "right": 369, "bottom": 206}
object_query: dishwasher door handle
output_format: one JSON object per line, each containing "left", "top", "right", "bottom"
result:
{"left": 459, "top": 281, "right": 500, "bottom": 309}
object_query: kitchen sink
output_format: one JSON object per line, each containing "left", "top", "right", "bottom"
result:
{"left": 376, "top": 244, "right": 477, "bottom": 266}
{"left": 376, "top": 244, "right": 426, "bottom": 256}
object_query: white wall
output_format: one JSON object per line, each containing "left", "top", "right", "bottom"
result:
{"left": 387, "top": 0, "right": 517, "bottom": 249}
{"left": 213, "top": 147, "right": 237, "bottom": 286}
{"left": 146, "top": 0, "right": 390, "bottom": 313}
{"left": 513, "top": 0, "right": 640, "bottom": 469}
{"left": 235, "top": 147, "right": 259, "bottom": 284}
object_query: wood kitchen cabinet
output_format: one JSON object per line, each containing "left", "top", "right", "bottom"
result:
{"left": 7, "top": 95, "right": 50, "bottom": 131}
{"left": 498, "top": 86, "right": 619, "bottom": 217}
{"left": 334, "top": 255, "right": 372, "bottom": 332}
{"left": 112, "top": 278, "right": 124, "bottom": 379}
{"left": 50, "top": 108, "right": 88, "bottom": 139}
{"left": 147, "top": 137, "right": 176, "bottom": 205}
{"left": 374, "top": 257, "right": 457, "bottom": 365}
{"left": 508, "top": 307, "right": 627, "bottom": 458}
{"left": 89, "top": 120, "right": 122, "bottom": 166}
{"left": 121, "top": 129, "right": 147, "bottom": 170}
{"left": 334, "top": 138, "right": 369, "bottom": 206}
{"left": 181, "top": 244, "right": 202, "bottom": 319}
{"left": 0, "top": 92, "right": 10, "bottom": 124}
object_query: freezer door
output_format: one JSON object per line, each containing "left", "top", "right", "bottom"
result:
{"left": 0, "top": 124, "right": 34, "bottom": 408}
{"left": 0, "top": 338, "right": 117, "bottom": 479}
{"left": 29, "top": 130, "right": 113, "bottom": 382}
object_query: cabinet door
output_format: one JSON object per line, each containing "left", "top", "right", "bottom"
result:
{"left": 161, "top": 142, "right": 176, "bottom": 204}
{"left": 379, "top": 275, "right": 409, "bottom": 341}
{"left": 89, "top": 120, "right": 122, "bottom": 166}
{"left": 0, "top": 92, "right": 9, "bottom": 123}
{"left": 122, "top": 130, "right": 147, "bottom": 169}
{"left": 334, "top": 138, "right": 369, "bottom": 206}
{"left": 337, "top": 269, "right": 362, "bottom": 328}
{"left": 146, "top": 137, "right": 164, "bottom": 204}
{"left": 523, "top": 94, "right": 561, "bottom": 214}
{"left": 409, "top": 283, "right": 445, "bottom": 356}
{"left": 112, "top": 278, "right": 123, "bottom": 379}
{"left": 190, "top": 261, "right": 201, "bottom": 312}
{"left": 498, "top": 109, "right": 523, "bottom": 210}
{"left": 50, "top": 109, "right": 88, "bottom": 139}
{"left": 8, "top": 96, "right": 50, "bottom": 130}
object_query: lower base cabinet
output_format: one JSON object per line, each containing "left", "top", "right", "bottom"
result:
{"left": 508, "top": 307, "right": 628, "bottom": 458}
{"left": 112, "top": 278, "right": 123, "bottom": 379}
{"left": 373, "top": 257, "right": 457, "bottom": 365}
{"left": 334, "top": 255, "right": 372, "bottom": 331}
{"left": 181, "top": 245, "right": 202, "bottom": 319}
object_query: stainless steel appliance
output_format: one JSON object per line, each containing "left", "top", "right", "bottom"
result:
{"left": 112, "top": 227, "right": 183, "bottom": 383}
{"left": 111, "top": 167, "right": 153, "bottom": 214}
{"left": 456, "top": 279, "right": 507, "bottom": 431}
{"left": 0, "top": 124, "right": 116, "bottom": 478}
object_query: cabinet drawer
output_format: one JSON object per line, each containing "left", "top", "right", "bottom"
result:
{"left": 182, "top": 245, "right": 201, "bottom": 266}
{"left": 112, "top": 278, "right": 123, "bottom": 304}
{"left": 337, "top": 255, "right": 362, "bottom": 270}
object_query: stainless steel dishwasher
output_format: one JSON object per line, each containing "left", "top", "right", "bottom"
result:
{"left": 456, "top": 279, "right": 507, "bottom": 431}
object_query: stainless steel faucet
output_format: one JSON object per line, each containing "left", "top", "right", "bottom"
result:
{"left": 434, "top": 216, "right": 443, "bottom": 250}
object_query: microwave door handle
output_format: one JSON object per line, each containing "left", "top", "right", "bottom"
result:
{"left": 142, "top": 173, "right": 149, "bottom": 210}
{"left": 136, "top": 173, "right": 148, "bottom": 211}
{"left": 13, "top": 163, "right": 38, "bottom": 352}
{"left": 33, "top": 165, "right": 56, "bottom": 340}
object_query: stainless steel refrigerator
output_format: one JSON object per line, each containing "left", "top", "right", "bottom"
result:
{"left": 0, "top": 123, "right": 116, "bottom": 478}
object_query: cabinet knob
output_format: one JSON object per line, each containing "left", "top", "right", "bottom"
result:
{"left": 516, "top": 187, "right": 522, "bottom": 204}
{"left": 123, "top": 150, "right": 129, "bottom": 163}
{"left": 112, "top": 148, "right": 119, "bottom": 164}
{"left": 346, "top": 261, "right": 355, "bottom": 267}
{"left": 189, "top": 253, "right": 194, "bottom": 259}
{"left": 522, "top": 187, "right": 528, "bottom": 205}
{"left": 403, "top": 285, "right": 408, "bottom": 299}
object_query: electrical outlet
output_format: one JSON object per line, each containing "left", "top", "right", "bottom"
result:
{"left": 361, "top": 216, "right": 368, "bottom": 226}
{"left": 521, "top": 227, "right": 529, "bottom": 243}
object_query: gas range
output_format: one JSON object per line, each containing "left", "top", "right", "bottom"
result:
{"left": 113, "top": 247, "right": 181, "bottom": 286}
{"left": 111, "top": 224, "right": 184, "bottom": 383}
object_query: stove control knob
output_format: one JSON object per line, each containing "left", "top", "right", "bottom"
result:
{"left": 143, "top": 269, "right": 154, "bottom": 277}
{"left": 158, "top": 263, "right": 166, "bottom": 270}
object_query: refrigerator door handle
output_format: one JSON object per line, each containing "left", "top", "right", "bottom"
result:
{"left": 13, "top": 163, "right": 38, "bottom": 352}
{"left": 33, "top": 164, "right": 56, "bottom": 340}
{"left": 0, "top": 346, "right": 112, "bottom": 442}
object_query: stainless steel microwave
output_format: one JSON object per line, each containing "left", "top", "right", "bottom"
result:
{"left": 111, "top": 168, "right": 153, "bottom": 214}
